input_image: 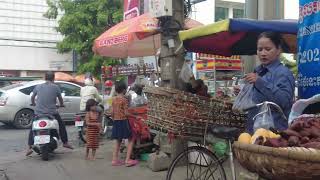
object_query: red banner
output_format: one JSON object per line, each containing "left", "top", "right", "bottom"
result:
{"left": 124, "top": 0, "right": 140, "bottom": 20}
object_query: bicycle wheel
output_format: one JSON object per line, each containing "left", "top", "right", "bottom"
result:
{"left": 166, "top": 146, "right": 226, "bottom": 180}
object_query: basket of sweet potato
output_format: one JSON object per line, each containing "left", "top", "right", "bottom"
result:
{"left": 234, "top": 116, "right": 320, "bottom": 180}
{"left": 144, "top": 86, "right": 246, "bottom": 138}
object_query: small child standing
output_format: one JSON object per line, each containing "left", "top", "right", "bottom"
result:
{"left": 85, "top": 99, "right": 102, "bottom": 160}
{"left": 111, "top": 81, "right": 138, "bottom": 167}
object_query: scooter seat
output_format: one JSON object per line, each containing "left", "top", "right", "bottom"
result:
{"left": 209, "top": 125, "right": 240, "bottom": 140}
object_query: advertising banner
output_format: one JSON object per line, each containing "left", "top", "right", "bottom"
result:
{"left": 196, "top": 53, "right": 242, "bottom": 71}
{"left": 124, "top": 0, "right": 140, "bottom": 20}
{"left": 298, "top": 0, "right": 320, "bottom": 98}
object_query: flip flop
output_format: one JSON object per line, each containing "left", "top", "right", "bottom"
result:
{"left": 125, "top": 159, "right": 139, "bottom": 167}
{"left": 25, "top": 149, "right": 33, "bottom": 156}
{"left": 112, "top": 160, "right": 125, "bottom": 166}
{"left": 63, "top": 144, "right": 74, "bottom": 150}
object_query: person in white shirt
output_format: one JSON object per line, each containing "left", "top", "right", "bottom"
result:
{"left": 80, "top": 78, "right": 102, "bottom": 111}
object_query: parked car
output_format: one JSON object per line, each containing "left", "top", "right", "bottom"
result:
{"left": 0, "top": 80, "right": 82, "bottom": 129}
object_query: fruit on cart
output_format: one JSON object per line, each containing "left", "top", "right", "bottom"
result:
{"left": 238, "top": 133, "right": 251, "bottom": 144}
{"left": 269, "top": 131, "right": 280, "bottom": 138}
{"left": 250, "top": 128, "right": 280, "bottom": 145}
{"left": 254, "top": 128, "right": 270, "bottom": 137}
{"left": 251, "top": 134, "right": 266, "bottom": 145}
{"left": 263, "top": 117, "right": 320, "bottom": 149}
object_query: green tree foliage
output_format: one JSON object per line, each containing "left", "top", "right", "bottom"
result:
{"left": 44, "top": 0, "right": 123, "bottom": 77}
{"left": 280, "top": 54, "right": 297, "bottom": 77}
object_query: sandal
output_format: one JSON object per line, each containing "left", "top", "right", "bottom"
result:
{"left": 25, "top": 149, "right": 33, "bottom": 156}
{"left": 125, "top": 159, "right": 139, "bottom": 167}
{"left": 112, "top": 160, "right": 125, "bottom": 166}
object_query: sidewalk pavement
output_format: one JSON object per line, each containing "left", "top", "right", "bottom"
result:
{"left": 0, "top": 140, "right": 165, "bottom": 180}
{"left": 0, "top": 139, "right": 262, "bottom": 180}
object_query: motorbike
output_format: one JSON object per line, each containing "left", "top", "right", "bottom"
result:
{"left": 31, "top": 114, "right": 60, "bottom": 161}
{"left": 74, "top": 104, "right": 112, "bottom": 143}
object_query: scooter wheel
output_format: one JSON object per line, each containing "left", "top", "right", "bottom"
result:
{"left": 41, "top": 145, "right": 49, "bottom": 161}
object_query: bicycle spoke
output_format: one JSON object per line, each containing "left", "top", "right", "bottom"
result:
{"left": 167, "top": 147, "right": 226, "bottom": 180}
{"left": 189, "top": 150, "right": 202, "bottom": 179}
{"left": 192, "top": 154, "right": 221, "bottom": 180}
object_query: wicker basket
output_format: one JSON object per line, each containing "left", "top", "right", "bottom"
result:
{"left": 144, "top": 86, "right": 246, "bottom": 138}
{"left": 233, "top": 141, "right": 320, "bottom": 180}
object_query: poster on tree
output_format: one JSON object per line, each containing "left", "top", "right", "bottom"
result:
{"left": 298, "top": 0, "right": 320, "bottom": 98}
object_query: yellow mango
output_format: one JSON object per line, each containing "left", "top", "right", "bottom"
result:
{"left": 238, "top": 133, "right": 252, "bottom": 144}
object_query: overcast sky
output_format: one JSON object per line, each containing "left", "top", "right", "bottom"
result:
{"left": 284, "top": 0, "right": 299, "bottom": 19}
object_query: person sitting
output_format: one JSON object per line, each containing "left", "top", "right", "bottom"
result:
{"left": 129, "top": 84, "right": 147, "bottom": 107}
{"left": 193, "top": 79, "right": 211, "bottom": 98}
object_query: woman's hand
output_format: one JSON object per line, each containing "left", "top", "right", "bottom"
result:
{"left": 233, "top": 85, "right": 240, "bottom": 95}
{"left": 245, "top": 73, "right": 258, "bottom": 84}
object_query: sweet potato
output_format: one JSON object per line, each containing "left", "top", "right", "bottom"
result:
{"left": 301, "top": 142, "right": 320, "bottom": 149}
{"left": 299, "top": 129, "right": 312, "bottom": 137}
{"left": 280, "top": 129, "right": 302, "bottom": 139}
{"left": 309, "top": 126, "right": 320, "bottom": 138}
{"left": 300, "top": 136, "right": 310, "bottom": 144}
{"left": 290, "top": 120, "right": 304, "bottom": 131}
{"left": 265, "top": 138, "right": 289, "bottom": 147}
{"left": 264, "top": 138, "right": 282, "bottom": 147}
{"left": 308, "top": 119, "right": 320, "bottom": 129}
{"left": 288, "top": 136, "right": 300, "bottom": 147}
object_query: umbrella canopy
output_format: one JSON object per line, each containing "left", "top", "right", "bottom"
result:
{"left": 179, "top": 19, "right": 298, "bottom": 56}
{"left": 93, "top": 13, "right": 160, "bottom": 58}
{"left": 93, "top": 14, "right": 203, "bottom": 58}
{"left": 54, "top": 72, "right": 73, "bottom": 82}
{"left": 73, "top": 74, "right": 100, "bottom": 85}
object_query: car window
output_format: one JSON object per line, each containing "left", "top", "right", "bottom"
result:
{"left": 1, "top": 83, "right": 24, "bottom": 90}
{"left": 19, "top": 85, "right": 36, "bottom": 95}
{"left": 57, "top": 83, "right": 80, "bottom": 97}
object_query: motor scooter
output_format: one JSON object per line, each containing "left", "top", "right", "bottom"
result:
{"left": 31, "top": 114, "right": 60, "bottom": 161}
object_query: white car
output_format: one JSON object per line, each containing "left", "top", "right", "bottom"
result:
{"left": 0, "top": 80, "right": 82, "bottom": 128}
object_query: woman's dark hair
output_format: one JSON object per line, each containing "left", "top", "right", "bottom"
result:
{"left": 85, "top": 99, "right": 97, "bottom": 111}
{"left": 115, "top": 80, "right": 127, "bottom": 94}
{"left": 257, "top": 31, "right": 284, "bottom": 49}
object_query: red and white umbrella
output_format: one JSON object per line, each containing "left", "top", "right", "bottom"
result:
{"left": 93, "top": 14, "right": 203, "bottom": 58}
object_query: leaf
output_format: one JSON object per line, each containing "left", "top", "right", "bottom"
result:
{"left": 44, "top": 0, "right": 123, "bottom": 78}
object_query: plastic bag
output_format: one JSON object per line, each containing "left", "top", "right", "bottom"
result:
{"left": 253, "top": 103, "right": 275, "bottom": 132}
{"left": 232, "top": 83, "right": 255, "bottom": 111}
{"left": 288, "top": 94, "right": 320, "bottom": 124}
{"left": 179, "top": 61, "right": 193, "bottom": 83}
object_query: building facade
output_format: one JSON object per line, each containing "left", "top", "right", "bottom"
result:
{"left": 0, "top": 0, "right": 73, "bottom": 77}
{"left": 191, "top": 0, "right": 245, "bottom": 25}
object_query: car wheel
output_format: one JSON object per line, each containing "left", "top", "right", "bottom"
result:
{"left": 14, "top": 109, "right": 34, "bottom": 129}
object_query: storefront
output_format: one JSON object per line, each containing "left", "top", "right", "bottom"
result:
{"left": 195, "top": 53, "right": 243, "bottom": 97}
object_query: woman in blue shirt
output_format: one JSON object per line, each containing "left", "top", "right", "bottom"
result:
{"left": 244, "top": 32, "right": 295, "bottom": 134}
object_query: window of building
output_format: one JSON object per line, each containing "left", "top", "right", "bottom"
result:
{"left": 215, "top": 7, "right": 229, "bottom": 22}
{"left": 233, "top": 8, "right": 244, "bottom": 18}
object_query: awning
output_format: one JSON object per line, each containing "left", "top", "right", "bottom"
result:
{"left": 179, "top": 18, "right": 298, "bottom": 56}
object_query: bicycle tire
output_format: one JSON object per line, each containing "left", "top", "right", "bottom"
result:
{"left": 166, "top": 146, "right": 226, "bottom": 180}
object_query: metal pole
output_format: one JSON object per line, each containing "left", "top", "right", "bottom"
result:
{"left": 243, "top": 0, "right": 258, "bottom": 74}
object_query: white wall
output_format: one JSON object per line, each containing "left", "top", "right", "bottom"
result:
{"left": 192, "top": 0, "right": 216, "bottom": 25}
{"left": 0, "top": 0, "right": 71, "bottom": 74}
{"left": 220, "top": 0, "right": 245, "bottom": 3}
{"left": 284, "top": 0, "right": 298, "bottom": 19}
{"left": 1, "top": 46, "right": 73, "bottom": 71}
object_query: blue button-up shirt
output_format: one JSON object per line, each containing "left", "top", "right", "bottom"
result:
{"left": 246, "top": 60, "right": 295, "bottom": 134}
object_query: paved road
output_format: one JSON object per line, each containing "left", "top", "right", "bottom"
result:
{"left": 0, "top": 123, "right": 258, "bottom": 180}
{"left": 0, "top": 122, "right": 79, "bottom": 164}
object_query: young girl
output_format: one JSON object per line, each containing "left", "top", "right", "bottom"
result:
{"left": 85, "top": 99, "right": 102, "bottom": 160}
{"left": 111, "top": 81, "right": 138, "bottom": 167}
